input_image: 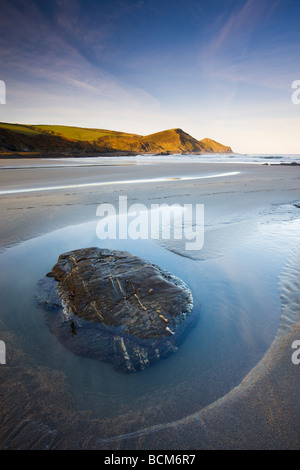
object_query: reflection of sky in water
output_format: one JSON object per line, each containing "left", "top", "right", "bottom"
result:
{"left": 0, "top": 210, "right": 299, "bottom": 426}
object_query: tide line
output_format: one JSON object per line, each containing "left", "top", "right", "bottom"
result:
{"left": 0, "top": 171, "right": 240, "bottom": 195}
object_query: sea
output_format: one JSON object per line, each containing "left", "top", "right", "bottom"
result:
{"left": 53, "top": 153, "right": 300, "bottom": 166}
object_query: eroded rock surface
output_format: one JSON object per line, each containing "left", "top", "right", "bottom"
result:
{"left": 38, "top": 248, "right": 194, "bottom": 372}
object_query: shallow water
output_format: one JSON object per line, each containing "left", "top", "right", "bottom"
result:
{"left": 0, "top": 204, "right": 299, "bottom": 431}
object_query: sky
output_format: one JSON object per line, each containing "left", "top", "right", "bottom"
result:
{"left": 0, "top": 0, "right": 299, "bottom": 153}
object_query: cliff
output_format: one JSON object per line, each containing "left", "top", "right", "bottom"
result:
{"left": 0, "top": 122, "right": 233, "bottom": 156}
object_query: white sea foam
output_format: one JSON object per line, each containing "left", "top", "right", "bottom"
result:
{"left": 48, "top": 153, "right": 300, "bottom": 166}
{"left": 0, "top": 171, "right": 240, "bottom": 195}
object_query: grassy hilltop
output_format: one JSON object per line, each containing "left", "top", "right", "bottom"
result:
{"left": 0, "top": 122, "right": 233, "bottom": 157}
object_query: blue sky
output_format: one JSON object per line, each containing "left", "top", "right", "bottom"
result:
{"left": 0, "top": 0, "right": 299, "bottom": 153}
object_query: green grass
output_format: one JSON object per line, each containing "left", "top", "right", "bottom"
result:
{"left": 0, "top": 122, "right": 141, "bottom": 142}
{"left": 33, "top": 125, "right": 140, "bottom": 142}
{"left": 0, "top": 123, "right": 42, "bottom": 135}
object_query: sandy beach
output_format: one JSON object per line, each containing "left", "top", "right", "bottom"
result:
{"left": 0, "top": 159, "right": 299, "bottom": 249}
{"left": 0, "top": 158, "right": 300, "bottom": 449}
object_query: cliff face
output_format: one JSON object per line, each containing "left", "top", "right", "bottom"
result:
{"left": 200, "top": 137, "right": 232, "bottom": 154}
{"left": 143, "top": 128, "right": 206, "bottom": 154}
{"left": 0, "top": 122, "right": 233, "bottom": 156}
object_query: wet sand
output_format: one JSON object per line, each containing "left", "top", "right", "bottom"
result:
{"left": 0, "top": 158, "right": 300, "bottom": 449}
{"left": 0, "top": 159, "right": 299, "bottom": 251}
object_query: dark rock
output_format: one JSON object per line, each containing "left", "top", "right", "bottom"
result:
{"left": 279, "top": 161, "right": 300, "bottom": 166}
{"left": 37, "top": 248, "right": 195, "bottom": 372}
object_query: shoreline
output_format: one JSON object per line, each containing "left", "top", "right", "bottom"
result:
{"left": 0, "top": 160, "right": 300, "bottom": 449}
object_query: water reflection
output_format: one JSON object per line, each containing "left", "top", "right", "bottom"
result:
{"left": 0, "top": 210, "right": 299, "bottom": 427}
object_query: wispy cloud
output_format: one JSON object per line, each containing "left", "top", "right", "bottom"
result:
{"left": 55, "top": 0, "right": 80, "bottom": 32}
{"left": 199, "top": 0, "right": 295, "bottom": 91}
{"left": 210, "top": 0, "right": 273, "bottom": 52}
{"left": 54, "top": 0, "right": 111, "bottom": 56}
{"left": 0, "top": 0, "right": 159, "bottom": 119}
{"left": 0, "top": 0, "right": 299, "bottom": 153}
